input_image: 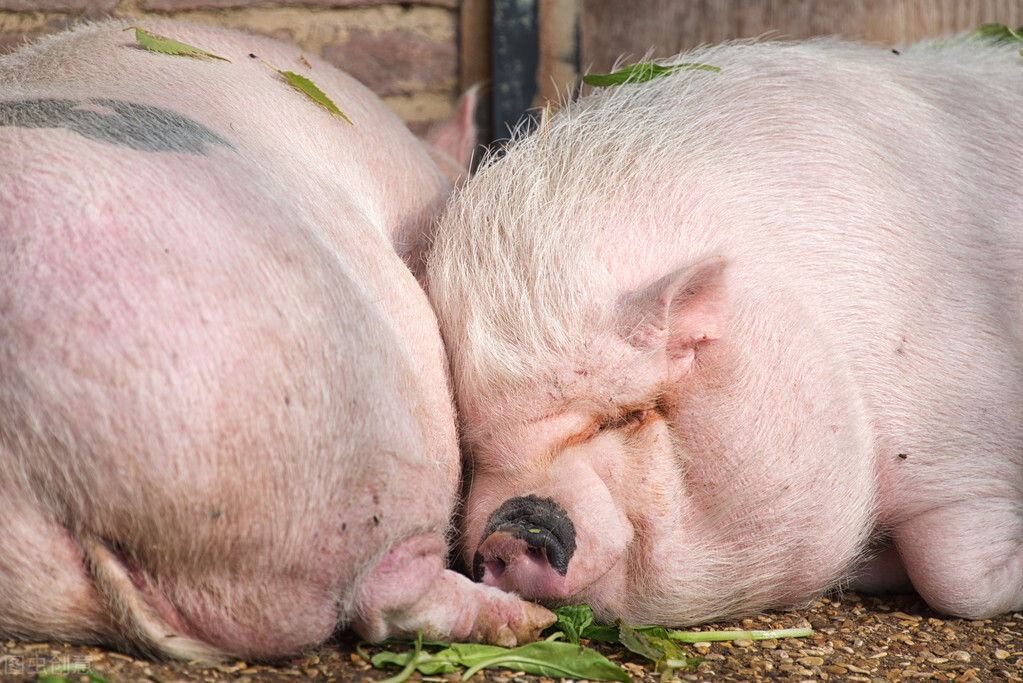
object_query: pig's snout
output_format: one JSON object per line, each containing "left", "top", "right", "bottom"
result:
{"left": 472, "top": 495, "right": 576, "bottom": 600}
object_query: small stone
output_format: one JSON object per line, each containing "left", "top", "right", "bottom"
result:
{"left": 797, "top": 656, "right": 825, "bottom": 667}
{"left": 993, "top": 648, "right": 1010, "bottom": 660}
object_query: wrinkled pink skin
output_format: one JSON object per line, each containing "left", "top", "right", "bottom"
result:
{"left": 427, "top": 38, "right": 1023, "bottom": 627}
{"left": 0, "top": 20, "right": 551, "bottom": 662}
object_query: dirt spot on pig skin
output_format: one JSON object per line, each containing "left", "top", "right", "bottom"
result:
{"left": 0, "top": 98, "right": 233, "bottom": 154}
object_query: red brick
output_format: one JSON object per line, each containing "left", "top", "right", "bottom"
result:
{"left": 323, "top": 28, "right": 456, "bottom": 97}
{"left": 140, "top": 0, "right": 456, "bottom": 11}
{"left": 0, "top": 0, "right": 115, "bottom": 10}
{"left": 0, "top": 18, "right": 78, "bottom": 54}
{"left": 0, "top": 31, "right": 39, "bottom": 54}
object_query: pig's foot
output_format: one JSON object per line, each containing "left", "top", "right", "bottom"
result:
{"left": 352, "top": 535, "right": 556, "bottom": 646}
{"left": 0, "top": 508, "right": 112, "bottom": 647}
{"left": 896, "top": 499, "right": 1023, "bottom": 619}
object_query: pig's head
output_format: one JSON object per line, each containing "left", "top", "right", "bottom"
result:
{"left": 427, "top": 79, "right": 877, "bottom": 625}
{"left": 444, "top": 253, "right": 741, "bottom": 622}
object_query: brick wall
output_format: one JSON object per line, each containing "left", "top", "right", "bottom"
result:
{"left": 0, "top": 0, "right": 462, "bottom": 134}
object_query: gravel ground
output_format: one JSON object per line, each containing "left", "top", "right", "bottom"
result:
{"left": 2, "top": 592, "right": 1021, "bottom": 682}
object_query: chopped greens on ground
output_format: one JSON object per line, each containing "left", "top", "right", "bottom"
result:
{"left": 582, "top": 61, "right": 719, "bottom": 87}
{"left": 364, "top": 605, "right": 813, "bottom": 682}
{"left": 36, "top": 662, "right": 113, "bottom": 683}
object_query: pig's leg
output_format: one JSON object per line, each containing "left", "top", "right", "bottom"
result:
{"left": 351, "top": 535, "right": 555, "bottom": 646}
{"left": 0, "top": 504, "right": 106, "bottom": 645}
{"left": 895, "top": 499, "right": 1023, "bottom": 619}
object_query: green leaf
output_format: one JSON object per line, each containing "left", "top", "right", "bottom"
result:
{"left": 546, "top": 604, "right": 595, "bottom": 646}
{"left": 376, "top": 633, "right": 426, "bottom": 683}
{"left": 616, "top": 621, "right": 695, "bottom": 673}
{"left": 964, "top": 23, "right": 1023, "bottom": 44}
{"left": 124, "top": 26, "right": 229, "bottom": 61}
{"left": 579, "top": 623, "right": 621, "bottom": 642}
{"left": 582, "top": 61, "right": 719, "bottom": 87}
{"left": 263, "top": 61, "right": 352, "bottom": 123}
{"left": 665, "top": 626, "right": 814, "bottom": 643}
{"left": 617, "top": 620, "right": 664, "bottom": 662}
{"left": 459, "top": 640, "right": 631, "bottom": 682}
{"left": 371, "top": 638, "right": 629, "bottom": 682}
{"left": 371, "top": 646, "right": 463, "bottom": 676}
{"left": 37, "top": 662, "right": 114, "bottom": 683}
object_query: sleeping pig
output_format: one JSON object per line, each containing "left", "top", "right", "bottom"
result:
{"left": 427, "top": 36, "right": 1023, "bottom": 626}
{"left": 0, "top": 20, "right": 551, "bottom": 662}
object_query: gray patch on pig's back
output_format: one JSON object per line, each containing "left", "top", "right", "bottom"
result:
{"left": 0, "top": 98, "right": 232, "bottom": 154}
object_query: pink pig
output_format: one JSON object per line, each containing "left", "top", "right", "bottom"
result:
{"left": 0, "top": 20, "right": 551, "bottom": 662}
{"left": 427, "top": 36, "right": 1023, "bottom": 626}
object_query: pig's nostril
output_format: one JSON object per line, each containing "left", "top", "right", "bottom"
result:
{"left": 482, "top": 556, "right": 506, "bottom": 579}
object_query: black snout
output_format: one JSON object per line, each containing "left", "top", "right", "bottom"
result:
{"left": 473, "top": 494, "right": 576, "bottom": 580}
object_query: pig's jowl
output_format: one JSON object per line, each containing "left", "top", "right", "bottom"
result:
{"left": 0, "top": 21, "right": 552, "bottom": 662}
{"left": 427, "top": 37, "right": 1023, "bottom": 625}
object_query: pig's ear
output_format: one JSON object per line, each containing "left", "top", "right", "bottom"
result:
{"left": 618, "top": 256, "right": 728, "bottom": 363}
{"left": 425, "top": 86, "right": 480, "bottom": 184}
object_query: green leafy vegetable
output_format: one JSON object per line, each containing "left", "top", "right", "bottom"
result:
{"left": 582, "top": 61, "right": 719, "bottom": 87}
{"left": 366, "top": 605, "right": 814, "bottom": 682}
{"left": 263, "top": 61, "right": 352, "bottom": 123}
{"left": 461, "top": 640, "right": 631, "bottom": 681}
{"left": 617, "top": 621, "right": 696, "bottom": 676}
{"left": 547, "top": 603, "right": 595, "bottom": 647}
{"left": 375, "top": 632, "right": 427, "bottom": 683}
{"left": 37, "top": 662, "right": 113, "bottom": 683}
{"left": 963, "top": 23, "right": 1023, "bottom": 44}
{"left": 371, "top": 638, "right": 630, "bottom": 682}
{"left": 124, "top": 26, "right": 229, "bottom": 61}
{"left": 665, "top": 626, "right": 814, "bottom": 642}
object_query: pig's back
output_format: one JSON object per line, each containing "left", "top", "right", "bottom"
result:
{"left": 0, "top": 20, "right": 458, "bottom": 659}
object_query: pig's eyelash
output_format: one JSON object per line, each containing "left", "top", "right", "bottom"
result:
{"left": 599, "top": 408, "right": 648, "bottom": 434}
{"left": 569, "top": 408, "right": 651, "bottom": 446}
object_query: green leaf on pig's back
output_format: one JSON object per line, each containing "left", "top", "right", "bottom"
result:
{"left": 582, "top": 61, "right": 719, "bottom": 87}
{"left": 964, "top": 23, "right": 1023, "bottom": 43}
{"left": 262, "top": 61, "right": 352, "bottom": 123}
{"left": 124, "top": 26, "right": 229, "bottom": 61}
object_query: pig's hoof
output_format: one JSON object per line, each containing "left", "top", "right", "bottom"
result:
{"left": 476, "top": 599, "right": 556, "bottom": 647}
{"left": 493, "top": 624, "right": 517, "bottom": 648}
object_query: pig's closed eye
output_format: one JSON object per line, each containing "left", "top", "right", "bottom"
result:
{"left": 600, "top": 409, "right": 648, "bottom": 434}
{"left": 568, "top": 408, "right": 653, "bottom": 446}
